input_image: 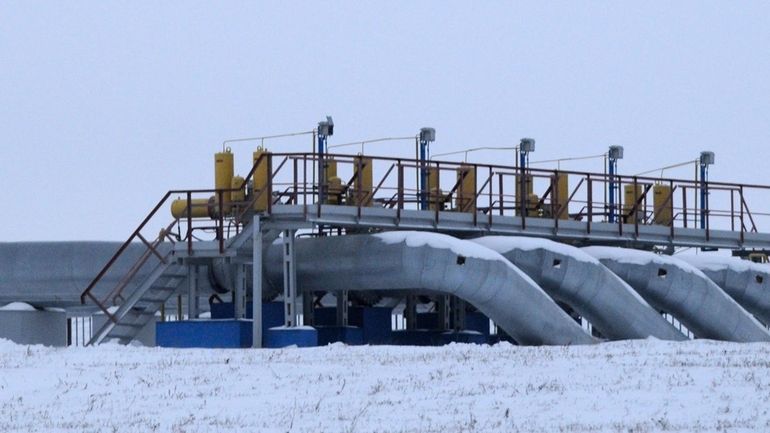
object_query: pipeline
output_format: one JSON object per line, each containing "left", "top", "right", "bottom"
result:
{"left": 471, "top": 236, "right": 687, "bottom": 341}
{"left": 583, "top": 246, "right": 770, "bottom": 342}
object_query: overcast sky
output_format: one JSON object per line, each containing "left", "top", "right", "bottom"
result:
{"left": 2, "top": 2, "right": 769, "bottom": 241}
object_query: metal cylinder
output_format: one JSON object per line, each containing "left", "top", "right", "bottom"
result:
{"left": 170, "top": 198, "right": 211, "bottom": 219}
{"left": 455, "top": 165, "right": 476, "bottom": 212}
{"left": 252, "top": 147, "right": 270, "bottom": 211}
{"left": 623, "top": 184, "right": 644, "bottom": 223}
{"left": 653, "top": 184, "right": 674, "bottom": 226}
{"left": 215, "top": 150, "right": 234, "bottom": 213}
{"left": 231, "top": 176, "right": 245, "bottom": 204}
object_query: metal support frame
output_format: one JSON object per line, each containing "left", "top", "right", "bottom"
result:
{"left": 252, "top": 215, "right": 263, "bottom": 348}
{"left": 282, "top": 229, "right": 299, "bottom": 327}
{"left": 405, "top": 295, "right": 417, "bottom": 330}
{"left": 186, "top": 265, "right": 199, "bottom": 319}
{"left": 700, "top": 162, "right": 709, "bottom": 230}
{"left": 302, "top": 291, "right": 314, "bottom": 326}
{"left": 336, "top": 290, "right": 349, "bottom": 327}
{"left": 451, "top": 297, "right": 466, "bottom": 331}
{"left": 234, "top": 262, "right": 245, "bottom": 319}
{"left": 437, "top": 296, "right": 451, "bottom": 330}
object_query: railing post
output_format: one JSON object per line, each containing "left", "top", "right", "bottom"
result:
{"left": 218, "top": 190, "right": 224, "bottom": 254}
{"left": 730, "top": 188, "right": 735, "bottom": 232}
{"left": 587, "top": 174, "right": 592, "bottom": 235}
{"left": 397, "top": 159, "right": 403, "bottom": 223}
{"left": 488, "top": 166, "right": 493, "bottom": 228}
{"left": 740, "top": 185, "right": 745, "bottom": 244}
{"left": 186, "top": 191, "right": 192, "bottom": 256}
{"left": 552, "top": 171, "right": 558, "bottom": 234}
{"left": 498, "top": 173, "right": 504, "bottom": 216}
{"left": 267, "top": 154, "right": 273, "bottom": 216}
{"left": 434, "top": 162, "right": 440, "bottom": 226}
{"left": 682, "top": 186, "right": 688, "bottom": 228}
{"left": 633, "top": 177, "right": 639, "bottom": 239}
{"left": 670, "top": 179, "right": 675, "bottom": 240}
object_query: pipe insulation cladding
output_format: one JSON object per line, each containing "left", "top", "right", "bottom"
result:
{"left": 263, "top": 231, "right": 597, "bottom": 346}
{"left": 583, "top": 246, "right": 770, "bottom": 343}
{"left": 471, "top": 236, "right": 687, "bottom": 341}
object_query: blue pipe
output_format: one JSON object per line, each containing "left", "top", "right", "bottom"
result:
{"left": 700, "top": 163, "right": 708, "bottom": 229}
{"left": 608, "top": 159, "right": 617, "bottom": 223}
{"left": 419, "top": 140, "right": 428, "bottom": 210}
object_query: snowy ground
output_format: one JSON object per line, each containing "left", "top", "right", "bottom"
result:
{"left": 1, "top": 339, "right": 769, "bottom": 433}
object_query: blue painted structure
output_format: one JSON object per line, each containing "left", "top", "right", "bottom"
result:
{"left": 157, "top": 320, "right": 252, "bottom": 348}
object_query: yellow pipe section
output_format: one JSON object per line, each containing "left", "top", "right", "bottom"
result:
{"left": 171, "top": 198, "right": 211, "bottom": 219}
{"left": 215, "top": 149, "right": 234, "bottom": 213}
{"left": 253, "top": 147, "right": 270, "bottom": 211}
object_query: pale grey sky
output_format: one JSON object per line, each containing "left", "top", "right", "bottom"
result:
{"left": 2, "top": 2, "right": 769, "bottom": 241}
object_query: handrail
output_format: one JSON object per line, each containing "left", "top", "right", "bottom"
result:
{"left": 81, "top": 149, "right": 770, "bottom": 315}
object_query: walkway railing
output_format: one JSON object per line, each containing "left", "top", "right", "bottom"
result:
{"left": 81, "top": 151, "right": 770, "bottom": 316}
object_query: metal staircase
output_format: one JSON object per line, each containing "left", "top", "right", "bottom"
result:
{"left": 88, "top": 255, "right": 187, "bottom": 345}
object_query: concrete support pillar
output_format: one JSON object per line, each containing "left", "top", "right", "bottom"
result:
{"left": 282, "top": 229, "right": 299, "bottom": 327}
{"left": 186, "top": 265, "right": 199, "bottom": 319}
{"left": 252, "top": 215, "right": 262, "bottom": 348}
{"left": 336, "top": 290, "right": 349, "bottom": 327}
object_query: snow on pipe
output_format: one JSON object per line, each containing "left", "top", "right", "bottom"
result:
{"left": 583, "top": 246, "right": 770, "bottom": 343}
{"left": 264, "top": 231, "right": 597, "bottom": 346}
{"left": 678, "top": 255, "right": 770, "bottom": 327}
{"left": 471, "top": 236, "right": 687, "bottom": 341}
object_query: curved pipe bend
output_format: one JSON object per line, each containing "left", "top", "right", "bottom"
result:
{"left": 265, "top": 231, "right": 596, "bottom": 346}
{"left": 583, "top": 246, "right": 770, "bottom": 343}
{"left": 471, "top": 236, "right": 686, "bottom": 341}
{"left": 679, "top": 255, "right": 770, "bottom": 326}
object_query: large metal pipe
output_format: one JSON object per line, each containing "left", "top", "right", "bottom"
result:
{"left": 0, "top": 242, "right": 202, "bottom": 309}
{"left": 264, "top": 231, "right": 596, "bottom": 346}
{"left": 471, "top": 236, "right": 687, "bottom": 341}
{"left": 583, "top": 246, "right": 770, "bottom": 342}
{"left": 679, "top": 255, "right": 770, "bottom": 326}
{"left": 0, "top": 242, "right": 152, "bottom": 308}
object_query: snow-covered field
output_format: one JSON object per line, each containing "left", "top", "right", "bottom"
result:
{"left": 1, "top": 339, "right": 769, "bottom": 433}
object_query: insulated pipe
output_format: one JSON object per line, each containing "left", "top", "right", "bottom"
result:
{"left": 583, "top": 246, "right": 770, "bottom": 342}
{"left": 679, "top": 255, "right": 770, "bottom": 326}
{"left": 471, "top": 237, "right": 687, "bottom": 341}
{"left": 0, "top": 242, "right": 163, "bottom": 308}
{"left": 264, "top": 231, "right": 597, "bottom": 346}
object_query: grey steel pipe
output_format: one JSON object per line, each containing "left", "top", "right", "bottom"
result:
{"left": 0, "top": 242, "right": 148, "bottom": 308}
{"left": 679, "top": 255, "right": 770, "bottom": 326}
{"left": 471, "top": 236, "right": 686, "bottom": 341}
{"left": 583, "top": 246, "right": 770, "bottom": 342}
{"left": 264, "top": 231, "right": 596, "bottom": 346}
{"left": 0, "top": 242, "right": 197, "bottom": 309}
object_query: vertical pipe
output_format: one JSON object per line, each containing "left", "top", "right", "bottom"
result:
{"left": 608, "top": 158, "right": 616, "bottom": 223}
{"left": 252, "top": 215, "right": 262, "bottom": 348}
{"left": 418, "top": 138, "right": 431, "bottom": 210}
{"left": 187, "top": 265, "right": 198, "bottom": 319}
{"left": 700, "top": 163, "right": 708, "bottom": 230}
{"left": 282, "top": 230, "right": 298, "bottom": 327}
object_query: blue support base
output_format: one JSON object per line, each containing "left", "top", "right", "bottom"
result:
{"left": 390, "top": 330, "right": 488, "bottom": 346}
{"left": 264, "top": 327, "right": 318, "bottom": 348}
{"left": 210, "top": 301, "right": 284, "bottom": 328}
{"left": 156, "top": 320, "right": 253, "bottom": 348}
{"left": 314, "top": 306, "right": 393, "bottom": 345}
{"left": 315, "top": 326, "right": 364, "bottom": 346}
